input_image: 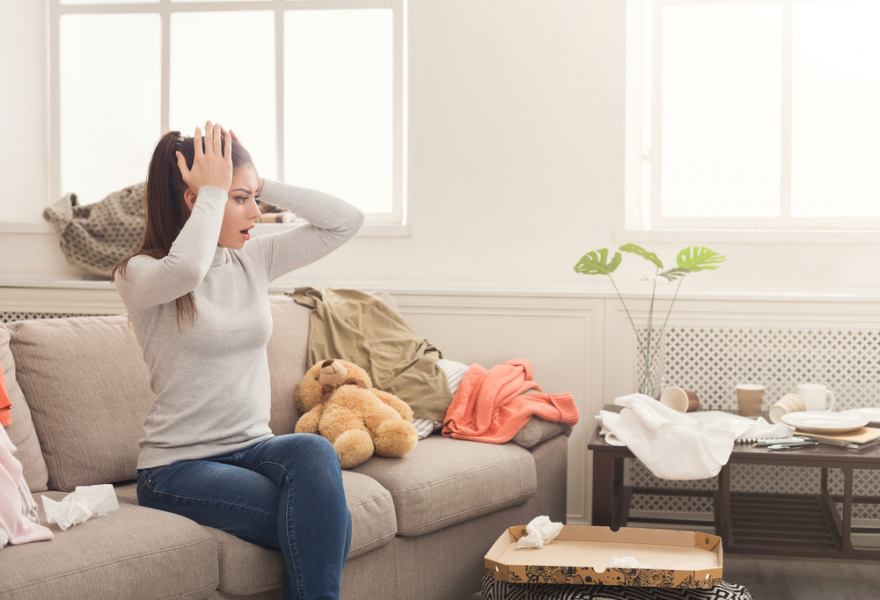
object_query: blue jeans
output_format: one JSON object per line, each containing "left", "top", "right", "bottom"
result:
{"left": 137, "top": 434, "right": 352, "bottom": 600}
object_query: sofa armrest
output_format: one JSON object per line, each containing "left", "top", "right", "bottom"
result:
{"left": 509, "top": 416, "right": 572, "bottom": 449}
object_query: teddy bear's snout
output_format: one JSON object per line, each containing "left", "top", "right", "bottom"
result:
{"left": 320, "top": 359, "right": 348, "bottom": 381}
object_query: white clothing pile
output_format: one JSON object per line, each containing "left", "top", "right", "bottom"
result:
{"left": 596, "top": 394, "right": 794, "bottom": 480}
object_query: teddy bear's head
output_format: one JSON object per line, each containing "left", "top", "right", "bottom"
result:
{"left": 295, "top": 359, "right": 373, "bottom": 413}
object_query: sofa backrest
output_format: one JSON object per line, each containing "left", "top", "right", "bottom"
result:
{"left": 0, "top": 322, "right": 50, "bottom": 492}
{"left": 7, "top": 313, "right": 164, "bottom": 492}
{"left": 4, "top": 295, "right": 322, "bottom": 492}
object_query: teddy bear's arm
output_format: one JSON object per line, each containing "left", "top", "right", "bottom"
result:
{"left": 371, "top": 389, "right": 414, "bottom": 422}
{"left": 294, "top": 405, "right": 324, "bottom": 434}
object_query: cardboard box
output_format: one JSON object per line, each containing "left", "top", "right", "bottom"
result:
{"left": 484, "top": 525, "right": 723, "bottom": 589}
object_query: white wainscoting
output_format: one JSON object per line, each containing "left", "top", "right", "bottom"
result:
{"left": 392, "top": 292, "right": 605, "bottom": 524}
{"left": 5, "top": 282, "right": 880, "bottom": 525}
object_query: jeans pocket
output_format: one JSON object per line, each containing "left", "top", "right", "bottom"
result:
{"left": 141, "top": 465, "right": 166, "bottom": 485}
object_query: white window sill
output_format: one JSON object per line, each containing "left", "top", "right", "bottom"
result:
{"left": 613, "top": 228, "right": 880, "bottom": 245}
{"left": 0, "top": 221, "right": 410, "bottom": 237}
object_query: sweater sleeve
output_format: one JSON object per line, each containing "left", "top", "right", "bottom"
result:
{"left": 245, "top": 179, "right": 365, "bottom": 282}
{"left": 113, "top": 186, "right": 228, "bottom": 312}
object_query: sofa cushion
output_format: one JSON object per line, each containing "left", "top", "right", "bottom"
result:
{"left": 511, "top": 416, "right": 573, "bottom": 449}
{"left": 188, "top": 470, "right": 397, "bottom": 595}
{"left": 0, "top": 490, "right": 218, "bottom": 600}
{"left": 352, "top": 435, "right": 537, "bottom": 536}
{"left": 7, "top": 316, "right": 155, "bottom": 492}
{"left": 265, "top": 295, "right": 313, "bottom": 435}
{"left": 0, "top": 323, "right": 49, "bottom": 493}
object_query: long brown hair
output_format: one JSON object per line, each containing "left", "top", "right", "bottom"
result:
{"left": 112, "top": 130, "right": 256, "bottom": 327}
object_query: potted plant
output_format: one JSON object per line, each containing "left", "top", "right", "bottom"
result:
{"left": 574, "top": 245, "right": 726, "bottom": 397}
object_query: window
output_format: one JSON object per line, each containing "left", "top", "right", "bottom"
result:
{"left": 50, "top": 0, "right": 405, "bottom": 226}
{"left": 627, "top": 0, "right": 880, "bottom": 230}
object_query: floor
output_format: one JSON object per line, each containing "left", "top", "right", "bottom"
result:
{"left": 461, "top": 554, "right": 880, "bottom": 599}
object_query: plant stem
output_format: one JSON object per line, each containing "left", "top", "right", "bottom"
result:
{"left": 607, "top": 273, "right": 642, "bottom": 355}
{"left": 646, "top": 276, "right": 684, "bottom": 387}
{"left": 641, "top": 267, "right": 659, "bottom": 395}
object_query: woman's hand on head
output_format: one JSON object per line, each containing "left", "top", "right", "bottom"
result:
{"left": 176, "top": 120, "right": 234, "bottom": 195}
{"left": 219, "top": 125, "right": 264, "bottom": 194}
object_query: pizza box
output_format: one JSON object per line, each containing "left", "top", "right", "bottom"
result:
{"left": 484, "top": 525, "right": 723, "bottom": 589}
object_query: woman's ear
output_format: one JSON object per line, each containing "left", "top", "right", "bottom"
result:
{"left": 183, "top": 187, "right": 197, "bottom": 211}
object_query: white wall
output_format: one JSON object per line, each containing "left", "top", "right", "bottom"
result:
{"left": 2, "top": 0, "right": 880, "bottom": 293}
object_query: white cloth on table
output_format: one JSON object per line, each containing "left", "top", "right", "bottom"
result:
{"left": 595, "top": 394, "right": 793, "bottom": 480}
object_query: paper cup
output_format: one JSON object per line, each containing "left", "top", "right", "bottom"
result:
{"left": 683, "top": 389, "right": 701, "bottom": 412}
{"left": 660, "top": 386, "right": 689, "bottom": 413}
{"left": 769, "top": 394, "right": 807, "bottom": 425}
{"left": 736, "top": 384, "right": 764, "bottom": 417}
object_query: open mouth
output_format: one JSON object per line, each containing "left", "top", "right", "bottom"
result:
{"left": 240, "top": 226, "right": 253, "bottom": 240}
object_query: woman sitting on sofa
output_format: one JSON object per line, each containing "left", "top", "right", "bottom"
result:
{"left": 112, "top": 121, "right": 364, "bottom": 600}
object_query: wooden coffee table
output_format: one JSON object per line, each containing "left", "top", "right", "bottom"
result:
{"left": 588, "top": 413, "right": 880, "bottom": 559}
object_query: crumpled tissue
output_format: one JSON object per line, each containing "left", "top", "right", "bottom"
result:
{"left": 516, "top": 515, "right": 564, "bottom": 549}
{"left": 41, "top": 484, "right": 119, "bottom": 531}
{"left": 609, "top": 555, "right": 652, "bottom": 569}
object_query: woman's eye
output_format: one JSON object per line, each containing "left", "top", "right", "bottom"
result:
{"left": 235, "top": 196, "right": 248, "bottom": 204}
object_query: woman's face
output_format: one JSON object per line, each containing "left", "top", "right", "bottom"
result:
{"left": 218, "top": 166, "right": 262, "bottom": 249}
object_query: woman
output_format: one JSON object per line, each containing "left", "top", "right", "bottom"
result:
{"left": 112, "top": 121, "right": 364, "bottom": 600}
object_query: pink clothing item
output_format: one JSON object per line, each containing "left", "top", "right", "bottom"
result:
{"left": 441, "top": 359, "right": 579, "bottom": 443}
{"left": 0, "top": 360, "right": 11, "bottom": 427}
{"left": 0, "top": 425, "right": 53, "bottom": 545}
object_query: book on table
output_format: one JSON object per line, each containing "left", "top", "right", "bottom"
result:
{"left": 796, "top": 427, "right": 880, "bottom": 448}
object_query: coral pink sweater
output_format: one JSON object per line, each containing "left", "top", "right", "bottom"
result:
{"left": 0, "top": 362, "right": 11, "bottom": 428}
{"left": 441, "top": 359, "right": 579, "bottom": 443}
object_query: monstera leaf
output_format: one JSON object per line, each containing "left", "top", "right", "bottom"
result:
{"left": 620, "top": 243, "right": 663, "bottom": 269}
{"left": 676, "top": 246, "right": 726, "bottom": 272}
{"left": 574, "top": 248, "right": 622, "bottom": 276}
{"left": 659, "top": 267, "right": 690, "bottom": 281}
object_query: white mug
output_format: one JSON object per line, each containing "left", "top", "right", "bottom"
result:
{"left": 795, "top": 383, "right": 836, "bottom": 412}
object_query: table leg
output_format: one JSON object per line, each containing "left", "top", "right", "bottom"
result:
{"left": 719, "top": 464, "right": 731, "bottom": 545}
{"left": 592, "top": 450, "right": 614, "bottom": 527}
{"left": 843, "top": 466, "right": 854, "bottom": 556}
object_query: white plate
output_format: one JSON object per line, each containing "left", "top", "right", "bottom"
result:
{"left": 841, "top": 408, "right": 880, "bottom": 424}
{"left": 688, "top": 411, "right": 756, "bottom": 427}
{"left": 781, "top": 411, "right": 868, "bottom": 433}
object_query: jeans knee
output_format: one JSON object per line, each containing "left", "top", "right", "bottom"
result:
{"left": 302, "top": 435, "right": 340, "bottom": 468}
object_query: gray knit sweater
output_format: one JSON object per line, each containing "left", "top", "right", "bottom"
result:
{"left": 113, "top": 180, "right": 365, "bottom": 469}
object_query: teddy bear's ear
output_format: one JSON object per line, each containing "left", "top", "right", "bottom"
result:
{"left": 340, "top": 360, "right": 372, "bottom": 388}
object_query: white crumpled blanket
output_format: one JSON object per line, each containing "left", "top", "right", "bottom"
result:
{"left": 596, "top": 394, "right": 793, "bottom": 480}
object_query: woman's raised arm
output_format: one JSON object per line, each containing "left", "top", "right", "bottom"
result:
{"left": 246, "top": 180, "right": 365, "bottom": 282}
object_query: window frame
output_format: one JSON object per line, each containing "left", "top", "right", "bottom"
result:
{"left": 48, "top": 0, "right": 407, "bottom": 227}
{"left": 629, "top": 0, "right": 880, "bottom": 232}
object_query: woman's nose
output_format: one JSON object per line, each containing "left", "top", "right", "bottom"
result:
{"left": 249, "top": 198, "right": 262, "bottom": 219}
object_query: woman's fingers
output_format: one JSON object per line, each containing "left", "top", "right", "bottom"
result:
{"left": 175, "top": 151, "right": 190, "bottom": 180}
{"left": 180, "top": 121, "right": 232, "bottom": 192}
{"left": 204, "top": 121, "right": 214, "bottom": 157}
{"left": 213, "top": 123, "right": 222, "bottom": 158}
{"left": 194, "top": 126, "right": 203, "bottom": 157}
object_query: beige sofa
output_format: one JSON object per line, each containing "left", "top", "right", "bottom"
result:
{"left": 0, "top": 293, "right": 569, "bottom": 600}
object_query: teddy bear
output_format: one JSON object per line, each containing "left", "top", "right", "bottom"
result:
{"left": 294, "top": 359, "right": 419, "bottom": 468}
